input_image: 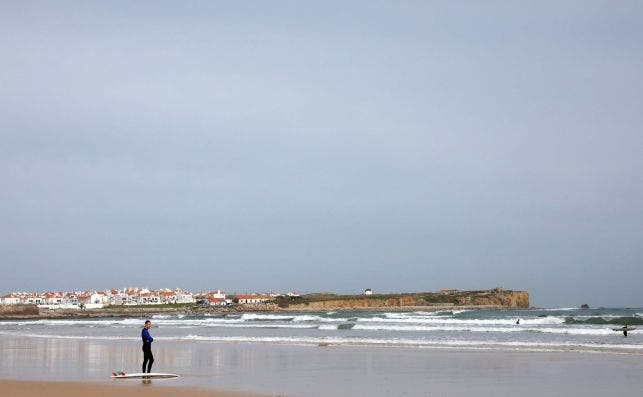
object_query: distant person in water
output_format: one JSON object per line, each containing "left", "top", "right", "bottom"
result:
{"left": 623, "top": 324, "right": 628, "bottom": 337}
{"left": 516, "top": 319, "right": 520, "bottom": 325}
{"left": 142, "top": 320, "right": 154, "bottom": 373}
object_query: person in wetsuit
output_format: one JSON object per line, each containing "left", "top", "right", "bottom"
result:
{"left": 142, "top": 320, "right": 154, "bottom": 373}
{"left": 623, "top": 324, "right": 628, "bottom": 337}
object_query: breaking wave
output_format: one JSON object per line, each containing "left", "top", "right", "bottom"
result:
{"left": 565, "top": 316, "right": 643, "bottom": 326}
{"left": 2, "top": 330, "right": 639, "bottom": 354}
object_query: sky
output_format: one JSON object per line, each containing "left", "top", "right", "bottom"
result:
{"left": 1, "top": 1, "right": 641, "bottom": 307}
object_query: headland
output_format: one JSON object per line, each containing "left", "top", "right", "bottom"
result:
{"left": 0, "top": 288, "right": 529, "bottom": 320}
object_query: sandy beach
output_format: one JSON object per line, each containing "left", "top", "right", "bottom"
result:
{"left": 0, "top": 379, "right": 270, "bottom": 397}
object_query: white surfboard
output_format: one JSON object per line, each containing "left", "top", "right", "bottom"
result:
{"left": 111, "top": 372, "right": 179, "bottom": 379}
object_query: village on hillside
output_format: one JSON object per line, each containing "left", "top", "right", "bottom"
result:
{"left": 0, "top": 288, "right": 302, "bottom": 310}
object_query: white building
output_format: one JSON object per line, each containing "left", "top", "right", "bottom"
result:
{"left": 137, "top": 293, "right": 160, "bottom": 305}
{"left": 176, "top": 292, "right": 195, "bottom": 304}
{"left": 82, "top": 293, "right": 106, "bottom": 309}
{"left": 24, "top": 295, "right": 44, "bottom": 305}
{"left": 1, "top": 294, "right": 22, "bottom": 305}
{"left": 63, "top": 293, "right": 80, "bottom": 307}
{"left": 44, "top": 292, "right": 64, "bottom": 305}
{"left": 208, "top": 297, "right": 227, "bottom": 306}
{"left": 237, "top": 294, "right": 271, "bottom": 304}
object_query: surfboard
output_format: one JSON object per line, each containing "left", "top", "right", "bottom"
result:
{"left": 111, "top": 371, "right": 179, "bottom": 379}
{"left": 612, "top": 327, "right": 636, "bottom": 331}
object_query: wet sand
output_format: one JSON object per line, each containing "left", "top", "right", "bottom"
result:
{"left": 1, "top": 334, "right": 642, "bottom": 396}
{"left": 0, "top": 379, "right": 271, "bottom": 397}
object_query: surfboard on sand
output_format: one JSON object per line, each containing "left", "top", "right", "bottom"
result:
{"left": 111, "top": 371, "right": 179, "bottom": 379}
{"left": 612, "top": 327, "right": 636, "bottom": 332}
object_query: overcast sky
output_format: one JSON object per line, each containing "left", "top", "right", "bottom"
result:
{"left": 1, "top": 1, "right": 641, "bottom": 307}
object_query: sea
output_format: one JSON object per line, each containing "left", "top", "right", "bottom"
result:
{"left": 1, "top": 307, "right": 641, "bottom": 354}
{"left": 1, "top": 308, "right": 642, "bottom": 396}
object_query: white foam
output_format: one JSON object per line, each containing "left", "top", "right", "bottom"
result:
{"left": 240, "top": 313, "right": 295, "bottom": 321}
{"left": 0, "top": 314, "right": 568, "bottom": 329}
{"left": 357, "top": 316, "right": 565, "bottom": 326}
{"left": 0, "top": 318, "right": 143, "bottom": 326}
{"left": 2, "top": 331, "right": 640, "bottom": 353}
{"left": 292, "top": 315, "right": 326, "bottom": 322}
{"left": 352, "top": 324, "right": 613, "bottom": 335}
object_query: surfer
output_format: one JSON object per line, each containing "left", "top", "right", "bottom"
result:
{"left": 516, "top": 319, "right": 520, "bottom": 325}
{"left": 142, "top": 320, "right": 154, "bottom": 373}
{"left": 623, "top": 324, "right": 628, "bottom": 337}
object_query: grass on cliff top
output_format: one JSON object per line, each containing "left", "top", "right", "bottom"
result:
{"left": 295, "top": 289, "right": 518, "bottom": 304}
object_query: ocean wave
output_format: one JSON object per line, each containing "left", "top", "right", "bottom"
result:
{"left": 236, "top": 313, "right": 347, "bottom": 323}
{"left": 0, "top": 318, "right": 144, "bottom": 326}
{"left": 383, "top": 311, "right": 441, "bottom": 319}
{"left": 292, "top": 315, "right": 336, "bottom": 322}
{"left": 357, "top": 317, "right": 565, "bottom": 325}
{"left": 0, "top": 316, "right": 336, "bottom": 328}
{"left": 2, "top": 331, "right": 640, "bottom": 353}
{"left": 0, "top": 315, "right": 567, "bottom": 328}
{"left": 240, "top": 313, "right": 295, "bottom": 321}
{"left": 159, "top": 321, "right": 318, "bottom": 329}
{"left": 3, "top": 319, "right": 612, "bottom": 335}
{"left": 352, "top": 324, "right": 613, "bottom": 335}
{"left": 565, "top": 316, "right": 643, "bottom": 326}
{"left": 382, "top": 310, "right": 466, "bottom": 319}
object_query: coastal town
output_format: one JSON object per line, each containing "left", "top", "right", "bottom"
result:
{"left": 0, "top": 287, "right": 302, "bottom": 310}
{"left": 0, "top": 287, "right": 531, "bottom": 313}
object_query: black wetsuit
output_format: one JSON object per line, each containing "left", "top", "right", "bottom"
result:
{"left": 142, "top": 328, "right": 154, "bottom": 373}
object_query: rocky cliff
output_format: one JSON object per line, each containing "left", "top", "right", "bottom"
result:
{"left": 282, "top": 289, "right": 529, "bottom": 310}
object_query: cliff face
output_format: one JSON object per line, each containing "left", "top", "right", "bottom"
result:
{"left": 286, "top": 290, "right": 529, "bottom": 310}
{"left": 288, "top": 297, "right": 417, "bottom": 310}
{"left": 453, "top": 291, "right": 529, "bottom": 307}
